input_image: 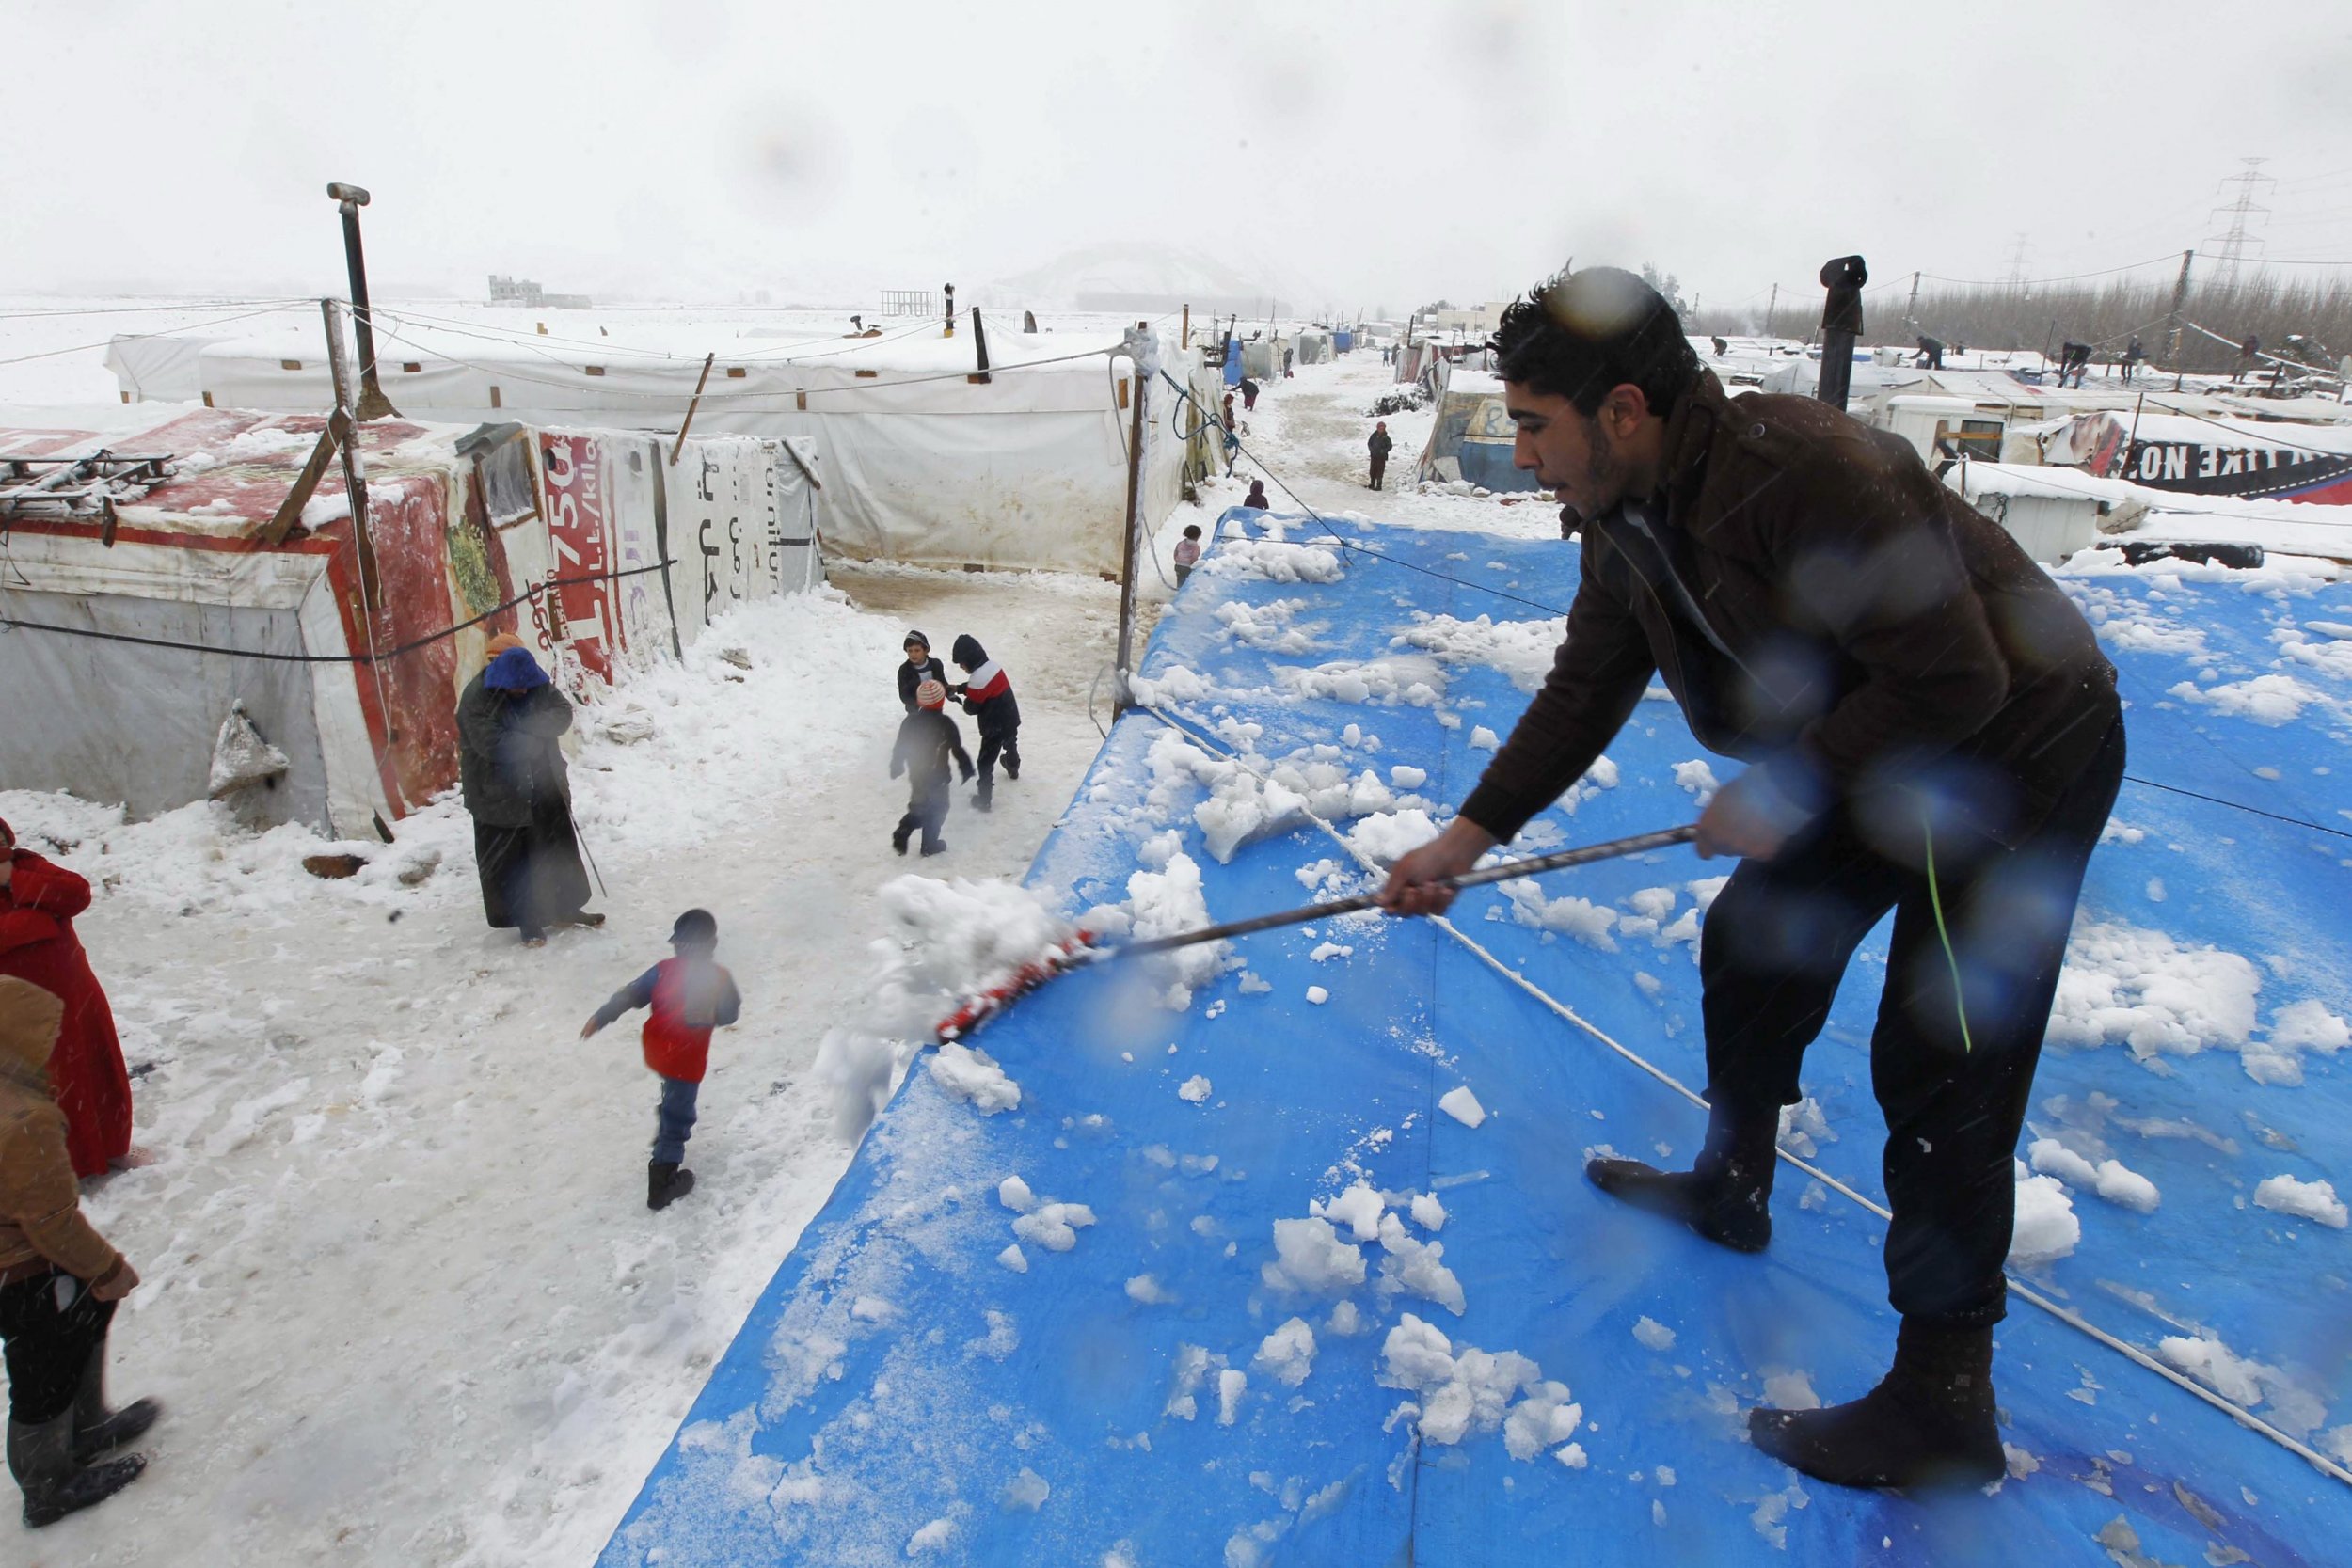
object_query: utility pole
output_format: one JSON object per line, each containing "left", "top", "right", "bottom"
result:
{"left": 2165, "top": 248, "right": 2194, "bottom": 388}
{"left": 320, "top": 299, "right": 379, "bottom": 609}
{"left": 1764, "top": 282, "right": 1777, "bottom": 340}
{"left": 326, "top": 182, "right": 395, "bottom": 420}
{"left": 942, "top": 283, "right": 956, "bottom": 338}
{"left": 1112, "top": 325, "right": 1154, "bottom": 714}
{"left": 1905, "top": 270, "right": 1920, "bottom": 331}
{"left": 1816, "top": 255, "right": 1867, "bottom": 411}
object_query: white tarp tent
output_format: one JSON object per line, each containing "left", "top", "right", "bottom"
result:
{"left": 112, "top": 316, "right": 1198, "bottom": 578}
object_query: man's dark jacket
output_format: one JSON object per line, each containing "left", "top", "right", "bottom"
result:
{"left": 1462, "top": 371, "right": 2119, "bottom": 848}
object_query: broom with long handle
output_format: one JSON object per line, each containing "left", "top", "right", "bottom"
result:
{"left": 934, "top": 824, "right": 1699, "bottom": 1043}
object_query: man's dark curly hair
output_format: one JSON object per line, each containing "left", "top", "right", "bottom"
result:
{"left": 1492, "top": 266, "right": 1700, "bottom": 418}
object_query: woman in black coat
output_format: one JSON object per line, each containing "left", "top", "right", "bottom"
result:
{"left": 457, "top": 637, "right": 597, "bottom": 947}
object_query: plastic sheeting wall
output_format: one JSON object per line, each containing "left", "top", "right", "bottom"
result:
{"left": 0, "top": 587, "right": 330, "bottom": 828}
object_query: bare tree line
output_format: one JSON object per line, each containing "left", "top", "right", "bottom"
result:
{"left": 1686, "top": 270, "right": 2352, "bottom": 372}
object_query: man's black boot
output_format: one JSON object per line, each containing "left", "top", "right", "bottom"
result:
{"left": 9, "top": 1414, "right": 146, "bottom": 1528}
{"left": 1586, "top": 1102, "right": 1776, "bottom": 1253}
{"left": 72, "top": 1351, "right": 160, "bottom": 1464}
{"left": 1748, "top": 1319, "right": 2005, "bottom": 1490}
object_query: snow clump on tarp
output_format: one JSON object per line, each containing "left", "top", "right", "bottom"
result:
{"left": 2046, "top": 920, "right": 2262, "bottom": 1065}
{"left": 2009, "top": 1161, "right": 2080, "bottom": 1264}
{"left": 2252, "top": 1174, "right": 2348, "bottom": 1228}
{"left": 811, "top": 875, "right": 1071, "bottom": 1139}
{"left": 1391, "top": 612, "right": 1567, "bottom": 693}
{"left": 1203, "top": 538, "right": 1346, "bottom": 584}
{"left": 1377, "top": 1314, "right": 1581, "bottom": 1462}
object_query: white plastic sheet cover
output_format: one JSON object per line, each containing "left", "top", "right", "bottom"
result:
{"left": 180, "top": 323, "right": 1170, "bottom": 577}
{"left": 0, "top": 586, "right": 332, "bottom": 830}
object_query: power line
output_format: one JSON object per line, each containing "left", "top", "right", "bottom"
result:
{"left": 2207, "top": 157, "right": 2277, "bottom": 287}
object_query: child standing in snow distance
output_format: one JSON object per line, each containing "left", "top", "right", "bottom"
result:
{"left": 580, "top": 910, "right": 741, "bottom": 1211}
{"left": 948, "top": 634, "right": 1021, "bottom": 812}
{"left": 1173, "top": 524, "right": 1202, "bottom": 584}
{"left": 892, "top": 680, "right": 974, "bottom": 855}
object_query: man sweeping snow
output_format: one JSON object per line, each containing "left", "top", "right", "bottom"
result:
{"left": 1381, "top": 265, "right": 2122, "bottom": 1491}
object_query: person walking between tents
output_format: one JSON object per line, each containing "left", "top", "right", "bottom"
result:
{"left": 948, "top": 635, "right": 1021, "bottom": 811}
{"left": 0, "top": 820, "right": 132, "bottom": 1180}
{"left": 1240, "top": 375, "right": 1261, "bottom": 413}
{"left": 1367, "top": 421, "right": 1394, "bottom": 490}
{"left": 458, "top": 635, "right": 600, "bottom": 949}
{"left": 891, "top": 681, "right": 974, "bottom": 856}
{"left": 580, "top": 910, "right": 741, "bottom": 1212}
{"left": 1381, "top": 267, "right": 2122, "bottom": 1494}
{"left": 0, "top": 976, "right": 156, "bottom": 1528}
{"left": 898, "top": 629, "right": 947, "bottom": 715}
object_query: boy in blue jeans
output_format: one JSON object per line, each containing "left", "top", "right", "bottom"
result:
{"left": 580, "top": 910, "right": 742, "bottom": 1210}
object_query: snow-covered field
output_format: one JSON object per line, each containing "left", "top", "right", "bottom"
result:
{"left": 0, "top": 320, "right": 1543, "bottom": 1562}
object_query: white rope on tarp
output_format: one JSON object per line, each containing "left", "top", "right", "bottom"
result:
{"left": 1136, "top": 702, "right": 2352, "bottom": 1490}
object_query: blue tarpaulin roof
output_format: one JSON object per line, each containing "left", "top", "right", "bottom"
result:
{"left": 601, "top": 510, "right": 2352, "bottom": 1565}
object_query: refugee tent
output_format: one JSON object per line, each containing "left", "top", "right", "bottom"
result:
{"left": 2049, "top": 409, "right": 2352, "bottom": 503}
{"left": 109, "top": 316, "right": 1200, "bottom": 578}
{"left": 1294, "top": 329, "right": 1333, "bottom": 366}
{"left": 1333, "top": 328, "right": 1355, "bottom": 354}
{"left": 1415, "top": 368, "right": 1541, "bottom": 491}
{"left": 600, "top": 509, "right": 2352, "bottom": 1566}
{"left": 1241, "top": 338, "right": 1281, "bottom": 382}
{"left": 0, "top": 408, "right": 819, "bottom": 837}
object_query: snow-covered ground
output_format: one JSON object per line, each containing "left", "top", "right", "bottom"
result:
{"left": 0, "top": 327, "right": 1533, "bottom": 1563}
{"left": 0, "top": 557, "right": 1173, "bottom": 1564}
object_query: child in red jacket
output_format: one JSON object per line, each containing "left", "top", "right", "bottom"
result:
{"left": 580, "top": 910, "right": 742, "bottom": 1211}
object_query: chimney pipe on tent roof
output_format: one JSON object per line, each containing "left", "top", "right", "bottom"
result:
{"left": 326, "top": 182, "right": 397, "bottom": 420}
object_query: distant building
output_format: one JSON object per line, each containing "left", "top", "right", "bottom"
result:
{"left": 487, "top": 274, "right": 593, "bottom": 309}
{"left": 1424, "top": 302, "right": 1507, "bottom": 339}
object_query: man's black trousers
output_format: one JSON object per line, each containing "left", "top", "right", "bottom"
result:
{"left": 1698, "top": 720, "right": 2124, "bottom": 1330}
{"left": 1, "top": 1268, "right": 115, "bottom": 1425}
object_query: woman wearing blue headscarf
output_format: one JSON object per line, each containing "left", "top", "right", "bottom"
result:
{"left": 456, "top": 635, "right": 598, "bottom": 948}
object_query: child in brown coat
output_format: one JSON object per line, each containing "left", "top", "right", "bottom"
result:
{"left": 0, "top": 974, "right": 155, "bottom": 1527}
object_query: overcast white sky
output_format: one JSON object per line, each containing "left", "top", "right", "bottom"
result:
{"left": 7, "top": 0, "right": 2350, "bottom": 316}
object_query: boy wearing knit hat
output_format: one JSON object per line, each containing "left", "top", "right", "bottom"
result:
{"left": 890, "top": 680, "right": 974, "bottom": 856}
{"left": 897, "top": 630, "right": 947, "bottom": 716}
{"left": 581, "top": 910, "right": 742, "bottom": 1211}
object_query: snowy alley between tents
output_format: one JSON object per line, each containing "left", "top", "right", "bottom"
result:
{"left": 0, "top": 562, "right": 1150, "bottom": 1566}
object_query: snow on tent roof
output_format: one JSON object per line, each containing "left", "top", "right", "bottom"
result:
{"left": 599, "top": 513, "right": 2352, "bottom": 1566}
